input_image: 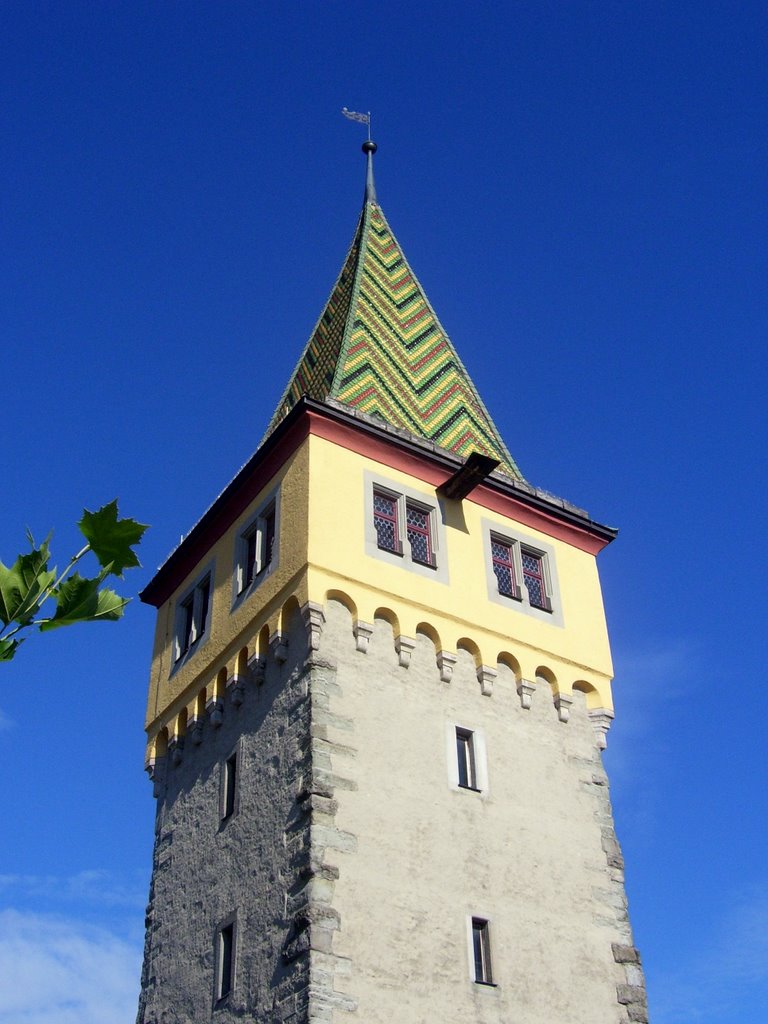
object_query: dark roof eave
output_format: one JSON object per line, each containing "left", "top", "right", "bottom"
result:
{"left": 141, "top": 397, "right": 617, "bottom": 607}
{"left": 315, "top": 397, "right": 618, "bottom": 544}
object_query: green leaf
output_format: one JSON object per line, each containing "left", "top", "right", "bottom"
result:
{"left": 39, "top": 571, "right": 128, "bottom": 631}
{"left": 78, "top": 500, "right": 148, "bottom": 578}
{"left": 0, "top": 539, "right": 56, "bottom": 627}
{"left": 0, "top": 637, "right": 21, "bottom": 661}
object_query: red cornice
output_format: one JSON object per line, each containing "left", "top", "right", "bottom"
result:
{"left": 141, "top": 398, "right": 615, "bottom": 607}
{"left": 307, "top": 411, "right": 612, "bottom": 556}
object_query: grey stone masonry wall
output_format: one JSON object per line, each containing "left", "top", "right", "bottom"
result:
{"left": 137, "top": 597, "right": 647, "bottom": 1023}
{"left": 137, "top": 612, "right": 317, "bottom": 1024}
{"left": 316, "top": 600, "right": 648, "bottom": 1024}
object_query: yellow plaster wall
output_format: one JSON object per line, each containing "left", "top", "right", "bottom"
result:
{"left": 305, "top": 435, "right": 614, "bottom": 706}
{"left": 143, "top": 441, "right": 311, "bottom": 733}
{"left": 144, "top": 428, "right": 616, "bottom": 756}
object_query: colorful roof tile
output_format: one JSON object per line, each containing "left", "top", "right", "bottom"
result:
{"left": 265, "top": 146, "right": 522, "bottom": 479}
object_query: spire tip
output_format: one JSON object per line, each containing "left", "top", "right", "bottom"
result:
{"left": 362, "top": 139, "right": 377, "bottom": 204}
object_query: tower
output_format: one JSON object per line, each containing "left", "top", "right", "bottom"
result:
{"left": 137, "top": 143, "right": 647, "bottom": 1024}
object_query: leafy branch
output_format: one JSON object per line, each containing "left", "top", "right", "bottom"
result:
{"left": 0, "top": 500, "right": 148, "bottom": 662}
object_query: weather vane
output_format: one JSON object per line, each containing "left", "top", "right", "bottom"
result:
{"left": 342, "top": 107, "right": 372, "bottom": 141}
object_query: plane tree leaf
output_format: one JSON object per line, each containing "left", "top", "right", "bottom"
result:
{"left": 78, "top": 500, "right": 149, "bottom": 577}
{"left": 39, "top": 571, "right": 128, "bottom": 631}
{"left": 0, "top": 540, "right": 56, "bottom": 627}
{"left": 0, "top": 637, "right": 21, "bottom": 661}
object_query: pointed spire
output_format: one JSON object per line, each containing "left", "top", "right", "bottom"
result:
{"left": 362, "top": 140, "right": 377, "bottom": 204}
{"left": 263, "top": 147, "right": 523, "bottom": 480}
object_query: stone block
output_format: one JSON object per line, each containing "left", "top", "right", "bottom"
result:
{"left": 612, "top": 943, "right": 641, "bottom": 964}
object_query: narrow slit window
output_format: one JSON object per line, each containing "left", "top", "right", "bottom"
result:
{"left": 472, "top": 918, "right": 493, "bottom": 985}
{"left": 216, "top": 922, "right": 234, "bottom": 1000}
{"left": 222, "top": 752, "right": 237, "bottom": 820}
{"left": 456, "top": 728, "right": 478, "bottom": 790}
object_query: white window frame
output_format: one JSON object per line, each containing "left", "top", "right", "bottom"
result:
{"left": 446, "top": 722, "right": 489, "bottom": 796}
{"left": 232, "top": 488, "right": 280, "bottom": 608}
{"left": 172, "top": 564, "right": 214, "bottom": 670}
{"left": 364, "top": 471, "right": 449, "bottom": 584}
{"left": 481, "top": 517, "right": 564, "bottom": 628}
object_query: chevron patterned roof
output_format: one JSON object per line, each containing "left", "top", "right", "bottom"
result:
{"left": 265, "top": 153, "right": 522, "bottom": 480}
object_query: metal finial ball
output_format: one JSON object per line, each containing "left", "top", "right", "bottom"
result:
{"left": 362, "top": 140, "right": 378, "bottom": 155}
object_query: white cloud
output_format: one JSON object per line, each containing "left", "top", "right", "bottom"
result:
{"left": 0, "top": 709, "right": 15, "bottom": 733}
{"left": 0, "top": 910, "right": 141, "bottom": 1024}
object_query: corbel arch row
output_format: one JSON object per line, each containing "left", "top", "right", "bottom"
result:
{"left": 321, "top": 589, "right": 612, "bottom": 712}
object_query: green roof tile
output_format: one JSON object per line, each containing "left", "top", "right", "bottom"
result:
{"left": 265, "top": 151, "right": 523, "bottom": 480}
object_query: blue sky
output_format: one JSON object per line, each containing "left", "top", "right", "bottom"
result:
{"left": 1, "top": 3, "right": 766, "bottom": 1021}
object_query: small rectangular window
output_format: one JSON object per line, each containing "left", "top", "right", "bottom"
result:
{"left": 174, "top": 572, "right": 212, "bottom": 663}
{"left": 216, "top": 922, "right": 234, "bottom": 1000}
{"left": 488, "top": 530, "right": 553, "bottom": 614}
{"left": 366, "top": 475, "right": 446, "bottom": 581}
{"left": 222, "top": 751, "right": 238, "bottom": 820}
{"left": 456, "top": 728, "right": 478, "bottom": 790}
{"left": 472, "top": 918, "right": 493, "bottom": 984}
{"left": 235, "top": 496, "right": 279, "bottom": 600}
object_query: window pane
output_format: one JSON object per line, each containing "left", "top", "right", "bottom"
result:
{"left": 218, "top": 924, "right": 234, "bottom": 998}
{"left": 373, "top": 493, "right": 399, "bottom": 551}
{"left": 244, "top": 531, "right": 258, "bottom": 587}
{"left": 180, "top": 598, "right": 194, "bottom": 656}
{"left": 456, "top": 731, "right": 469, "bottom": 788}
{"left": 198, "top": 579, "right": 211, "bottom": 636}
{"left": 406, "top": 505, "right": 432, "bottom": 565}
{"left": 522, "top": 552, "right": 546, "bottom": 608}
{"left": 456, "top": 729, "right": 476, "bottom": 789}
{"left": 223, "top": 754, "right": 237, "bottom": 819}
{"left": 491, "top": 540, "right": 515, "bottom": 597}
{"left": 263, "top": 508, "right": 276, "bottom": 568}
{"left": 472, "top": 919, "right": 492, "bottom": 984}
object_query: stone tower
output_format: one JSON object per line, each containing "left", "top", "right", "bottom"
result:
{"left": 137, "top": 142, "right": 647, "bottom": 1024}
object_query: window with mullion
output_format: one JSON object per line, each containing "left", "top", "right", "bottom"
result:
{"left": 373, "top": 491, "right": 401, "bottom": 553}
{"left": 175, "top": 574, "right": 212, "bottom": 663}
{"left": 406, "top": 502, "right": 433, "bottom": 566}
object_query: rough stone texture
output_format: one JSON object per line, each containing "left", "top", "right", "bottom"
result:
{"left": 318, "top": 600, "right": 647, "bottom": 1024}
{"left": 137, "top": 611, "right": 314, "bottom": 1023}
{"left": 137, "top": 599, "right": 646, "bottom": 1022}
